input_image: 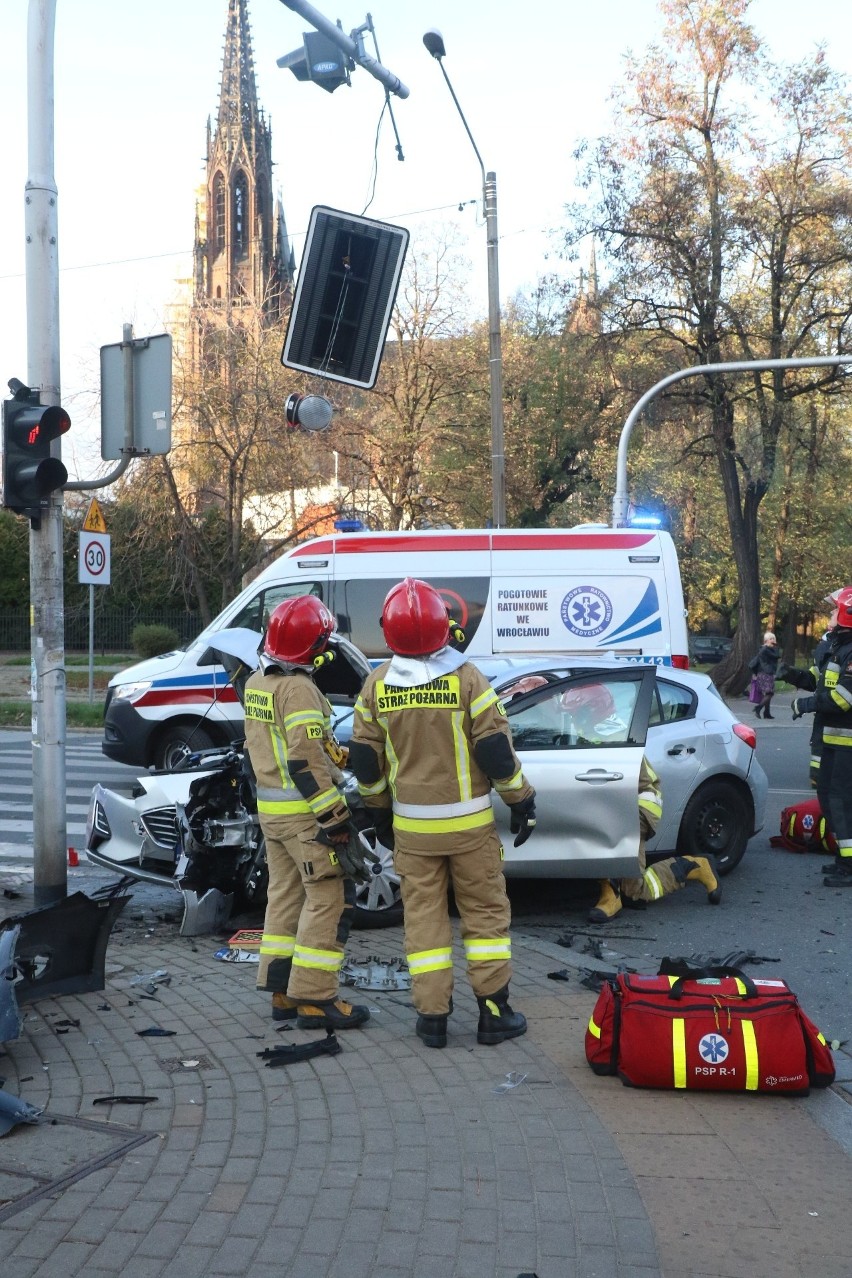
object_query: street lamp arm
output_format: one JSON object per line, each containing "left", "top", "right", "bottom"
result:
{"left": 434, "top": 61, "right": 485, "bottom": 189}
{"left": 612, "top": 355, "right": 852, "bottom": 527}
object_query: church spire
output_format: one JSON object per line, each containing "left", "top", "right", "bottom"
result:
{"left": 217, "top": 0, "right": 260, "bottom": 149}
{"left": 192, "top": 1, "right": 292, "bottom": 318}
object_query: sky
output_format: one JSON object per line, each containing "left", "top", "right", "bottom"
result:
{"left": 1, "top": 0, "right": 851, "bottom": 480}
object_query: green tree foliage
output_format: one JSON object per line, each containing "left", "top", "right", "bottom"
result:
{"left": 568, "top": 0, "right": 852, "bottom": 693}
{"left": 0, "top": 512, "right": 29, "bottom": 606}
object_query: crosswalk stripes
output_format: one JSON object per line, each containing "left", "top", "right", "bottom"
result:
{"left": 0, "top": 733, "right": 139, "bottom": 856}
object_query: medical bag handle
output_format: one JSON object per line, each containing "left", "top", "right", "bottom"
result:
{"left": 659, "top": 959, "right": 759, "bottom": 1001}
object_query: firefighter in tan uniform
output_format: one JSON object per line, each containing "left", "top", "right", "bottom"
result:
{"left": 349, "top": 578, "right": 537, "bottom": 1049}
{"left": 550, "top": 685, "right": 722, "bottom": 923}
{"left": 243, "top": 596, "right": 377, "bottom": 1031}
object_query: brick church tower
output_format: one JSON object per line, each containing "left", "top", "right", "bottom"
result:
{"left": 193, "top": 0, "right": 294, "bottom": 319}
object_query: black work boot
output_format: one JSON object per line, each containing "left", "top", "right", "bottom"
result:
{"left": 295, "top": 998, "right": 370, "bottom": 1030}
{"left": 416, "top": 1014, "right": 448, "bottom": 1048}
{"left": 823, "top": 859, "right": 852, "bottom": 887}
{"left": 476, "top": 986, "right": 527, "bottom": 1046}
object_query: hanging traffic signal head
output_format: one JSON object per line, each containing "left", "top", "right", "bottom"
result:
{"left": 2, "top": 380, "right": 69, "bottom": 522}
{"left": 276, "top": 31, "right": 353, "bottom": 93}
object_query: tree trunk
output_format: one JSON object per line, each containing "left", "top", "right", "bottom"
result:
{"left": 709, "top": 418, "right": 764, "bottom": 698}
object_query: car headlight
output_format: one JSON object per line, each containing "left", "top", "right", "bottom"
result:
{"left": 111, "top": 680, "right": 153, "bottom": 703}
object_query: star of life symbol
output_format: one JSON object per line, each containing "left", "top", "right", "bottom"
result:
{"left": 560, "top": 586, "right": 613, "bottom": 639}
{"left": 802, "top": 813, "right": 815, "bottom": 831}
{"left": 698, "top": 1032, "right": 729, "bottom": 1064}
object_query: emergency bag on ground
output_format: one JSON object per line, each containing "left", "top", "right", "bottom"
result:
{"left": 585, "top": 965, "right": 835, "bottom": 1095}
{"left": 769, "top": 797, "right": 838, "bottom": 855}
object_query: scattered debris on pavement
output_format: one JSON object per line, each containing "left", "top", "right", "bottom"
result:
{"left": 492, "top": 1071, "right": 527, "bottom": 1095}
{"left": 340, "top": 956, "right": 410, "bottom": 991}
{"left": 92, "top": 1095, "right": 158, "bottom": 1106}
{"left": 257, "top": 1031, "right": 341, "bottom": 1067}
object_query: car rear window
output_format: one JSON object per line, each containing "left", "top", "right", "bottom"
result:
{"left": 649, "top": 679, "right": 695, "bottom": 726}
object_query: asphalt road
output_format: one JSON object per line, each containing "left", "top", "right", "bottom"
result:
{"left": 1, "top": 708, "right": 849, "bottom": 1050}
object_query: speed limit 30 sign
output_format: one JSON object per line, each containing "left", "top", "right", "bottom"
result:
{"left": 78, "top": 531, "right": 111, "bottom": 585}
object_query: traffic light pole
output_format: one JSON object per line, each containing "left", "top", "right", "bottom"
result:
{"left": 611, "top": 355, "right": 852, "bottom": 527}
{"left": 26, "top": 0, "right": 67, "bottom": 904}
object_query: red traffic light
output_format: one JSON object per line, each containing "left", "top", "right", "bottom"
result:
{"left": 2, "top": 388, "right": 70, "bottom": 519}
{"left": 15, "top": 404, "right": 71, "bottom": 447}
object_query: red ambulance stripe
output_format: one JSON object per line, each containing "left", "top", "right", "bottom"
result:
{"left": 135, "top": 686, "right": 240, "bottom": 707}
{"left": 296, "top": 532, "right": 654, "bottom": 556}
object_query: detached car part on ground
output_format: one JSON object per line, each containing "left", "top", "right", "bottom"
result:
{"left": 87, "top": 629, "right": 388, "bottom": 934}
{"left": 87, "top": 649, "right": 767, "bottom": 932}
{"left": 86, "top": 755, "right": 393, "bottom": 934}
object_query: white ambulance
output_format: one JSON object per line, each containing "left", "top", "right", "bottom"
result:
{"left": 102, "top": 525, "right": 689, "bottom": 769}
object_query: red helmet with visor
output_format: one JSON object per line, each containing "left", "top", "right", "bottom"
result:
{"left": 560, "top": 683, "right": 616, "bottom": 727}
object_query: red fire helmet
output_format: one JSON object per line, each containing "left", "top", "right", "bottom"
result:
{"left": 834, "top": 586, "right": 852, "bottom": 629}
{"left": 560, "top": 683, "right": 616, "bottom": 726}
{"left": 263, "top": 596, "right": 336, "bottom": 665}
{"left": 381, "top": 578, "right": 450, "bottom": 657}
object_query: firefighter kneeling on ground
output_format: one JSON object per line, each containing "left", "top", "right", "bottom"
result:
{"left": 243, "top": 596, "right": 378, "bottom": 1031}
{"left": 349, "top": 577, "right": 536, "bottom": 1049}
{"left": 557, "top": 683, "right": 721, "bottom": 924}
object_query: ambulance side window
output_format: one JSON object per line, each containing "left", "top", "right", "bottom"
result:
{"left": 231, "top": 581, "right": 325, "bottom": 633}
{"left": 334, "top": 577, "right": 489, "bottom": 659}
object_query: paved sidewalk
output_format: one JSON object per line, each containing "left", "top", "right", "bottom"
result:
{"left": 1, "top": 873, "right": 851, "bottom": 1278}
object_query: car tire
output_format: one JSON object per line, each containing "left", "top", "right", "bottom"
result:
{"left": 155, "top": 725, "right": 216, "bottom": 771}
{"left": 351, "top": 841, "right": 404, "bottom": 929}
{"left": 677, "top": 780, "right": 751, "bottom": 874}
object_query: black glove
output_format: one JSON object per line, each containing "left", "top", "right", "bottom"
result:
{"left": 370, "top": 808, "right": 395, "bottom": 851}
{"left": 791, "top": 695, "right": 816, "bottom": 721}
{"left": 318, "top": 823, "right": 381, "bottom": 884}
{"left": 509, "top": 794, "right": 537, "bottom": 847}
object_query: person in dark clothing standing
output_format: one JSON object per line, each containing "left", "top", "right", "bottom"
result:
{"left": 777, "top": 590, "right": 840, "bottom": 785}
{"left": 791, "top": 586, "right": 852, "bottom": 886}
{"left": 749, "top": 631, "right": 779, "bottom": 718}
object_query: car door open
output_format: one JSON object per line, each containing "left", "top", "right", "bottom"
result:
{"left": 494, "top": 665, "right": 657, "bottom": 879}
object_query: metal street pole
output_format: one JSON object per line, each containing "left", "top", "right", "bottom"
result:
{"left": 26, "top": 0, "right": 67, "bottom": 903}
{"left": 423, "top": 31, "right": 506, "bottom": 527}
{"left": 612, "top": 356, "right": 852, "bottom": 527}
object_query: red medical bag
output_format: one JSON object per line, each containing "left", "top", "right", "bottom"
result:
{"left": 770, "top": 797, "right": 837, "bottom": 855}
{"left": 585, "top": 968, "right": 835, "bottom": 1094}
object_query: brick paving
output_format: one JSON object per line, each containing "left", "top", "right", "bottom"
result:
{"left": 1, "top": 876, "right": 851, "bottom": 1278}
